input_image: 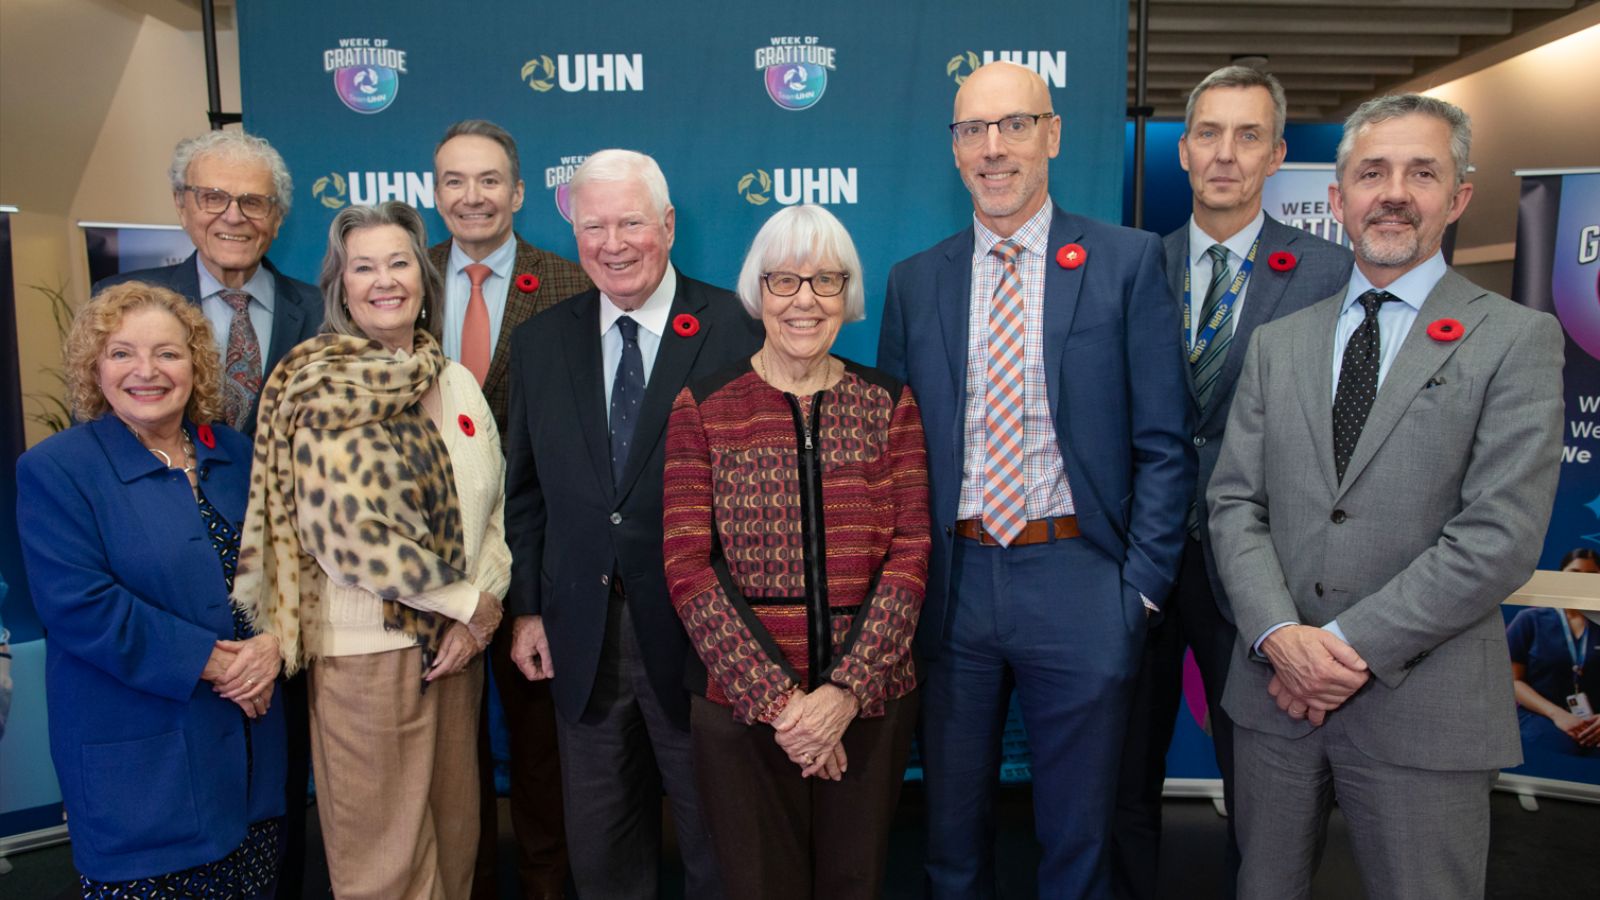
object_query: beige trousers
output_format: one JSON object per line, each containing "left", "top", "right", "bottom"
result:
{"left": 309, "top": 646, "right": 482, "bottom": 900}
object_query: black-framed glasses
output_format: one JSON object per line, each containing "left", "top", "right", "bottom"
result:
{"left": 762, "top": 271, "right": 849, "bottom": 298}
{"left": 949, "top": 113, "right": 1056, "bottom": 147}
{"left": 180, "top": 185, "right": 279, "bottom": 220}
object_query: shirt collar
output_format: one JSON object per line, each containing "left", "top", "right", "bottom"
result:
{"left": 598, "top": 262, "right": 677, "bottom": 337}
{"left": 1342, "top": 251, "right": 1448, "bottom": 315}
{"left": 972, "top": 202, "right": 1053, "bottom": 261}
{"left": 197, "top": 257, "right": 275, "bottom": 312}
{"left": 447, "top": 234, "right": 518, "bottom": 279}
{"left": 1188, "top": 209, "right": 1265, "bottom": 265}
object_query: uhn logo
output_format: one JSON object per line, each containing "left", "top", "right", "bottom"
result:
{"left": 948, "top": 51, "right": 1067, "bottom": 88}
{"left": 314, "top": 172, "right": 436, "bottom": 210}
{"left": 739, "top": 168, "right": 858, "bottom": 206}
{"left": 522, "top": 54, "right": 643, "bottom": 92}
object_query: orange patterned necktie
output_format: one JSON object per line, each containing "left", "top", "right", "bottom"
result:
{"left": 462, "top": 263, "right": 492, "bottom": 385}
{"left": 981, "top": 240, "right": 1028, "bottom": 547}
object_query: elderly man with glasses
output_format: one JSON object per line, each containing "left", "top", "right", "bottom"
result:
{"left": 95, "top": 129, "right": 323, "bottom": 438}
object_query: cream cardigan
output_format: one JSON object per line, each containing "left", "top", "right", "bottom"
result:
{"left": 307, "top": 361, "right": 513, "bottom": 658}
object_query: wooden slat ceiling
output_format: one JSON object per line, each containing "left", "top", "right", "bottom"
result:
{"left": 1128, "top": 0, "right": 1592, "bottom": 121}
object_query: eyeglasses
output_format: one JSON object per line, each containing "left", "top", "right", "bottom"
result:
{"left": 949, "top": 113, "right": 1057, "bottom": 148}
{"left": 180, "top": 185, "right": 279, "bottom": 220}
{"left": 762, "top": 271, "right": 849, "bottom": 298}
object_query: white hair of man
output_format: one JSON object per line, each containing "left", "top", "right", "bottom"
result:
{"left": 568, "top": 149, "right": 672, "bottom": 223}
{"left": 736, "top": 204, "right": 866, "bottom": 323}
{"left": 168, "top": 130, "right": 294, "bottom": 215}
{"left": 1336, "top": 93, "right": 1472, "bottom": 186}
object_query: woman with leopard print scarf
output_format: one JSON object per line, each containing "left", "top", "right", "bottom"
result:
{"left": 233, "top": 202, "right": 511, "bottom": 900}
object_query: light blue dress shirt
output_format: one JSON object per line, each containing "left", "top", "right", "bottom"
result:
{"left": 599, "top": 264, "right": 677, "bottom": 422}
{"left": 1185, "top": 209, "right": 1265, "bottom": 347}
{"left": 442, "top": 236, "right": 517, "bottom": 363}
{"left": 197, "top": 260, "right": 276, "bottom": 363}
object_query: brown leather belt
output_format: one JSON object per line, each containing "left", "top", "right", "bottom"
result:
{"left": 954, "top": 516, "right": 1080, "bottom": 546}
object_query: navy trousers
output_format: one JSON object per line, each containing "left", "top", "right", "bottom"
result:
{"left": 922, "top": 533, "right": 1145, "bottom": 900}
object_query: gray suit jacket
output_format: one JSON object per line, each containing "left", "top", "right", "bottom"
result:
{"left": 1208, "top": 268, "right": 1563, "bottom": 770}
{"left": 1165, "top": 214, "right": 1351, "bottom": 621}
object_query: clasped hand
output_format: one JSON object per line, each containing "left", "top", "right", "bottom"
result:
{"left": 202, "top": 633, "right": 281, "bottom": 719}
{"left": 428, "top": 592, "right": 502, "bottom": 682}
{"left": 772, "top": 684, "right": 859, "bottom": 781}
{"left": 1262, "top": 624, "right": 1370, "bottom": 726}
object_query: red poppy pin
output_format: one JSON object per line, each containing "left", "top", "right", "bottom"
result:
{"left": 515, "top": 274, "right": 540, "bottom": 294}
{"left": 672, "top": 313, "right": 700, "bottom": 337}
{"left": 196, "top": 423, "right": 216, "bottom": 449}
{"left": 458, "top": 414, "right": 476, "bottom": 437}
{"left": 1426, "top": 318, "right": 1464, "bottom": 342}
{"left": 1055, "top": 243, "right": 1086, "bottom": 270}
{"left": 1268, "top": 251, "right": 1297, "bottom": 272}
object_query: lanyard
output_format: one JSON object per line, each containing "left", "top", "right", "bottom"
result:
{"left": 1564, "top": 617, "right": 1587, "bottom": 690}
{"left": 1183, "top": 235, "right": 1261, "bottom": 364}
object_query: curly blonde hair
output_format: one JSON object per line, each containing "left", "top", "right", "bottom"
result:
{"left": 65, "top": 281, "right": 224, "bottom": 424}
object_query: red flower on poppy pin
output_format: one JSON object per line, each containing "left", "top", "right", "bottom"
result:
{"left": 515, "top": 274, "right": 540, "bottom": 294}
{"left": 458, "top": 414, "right": 476, "bottom": 437}
{"left": 1267, "top": 251, "right": 1297, "bottom": 272}
{"left": 673, "top": 313, "right": 700, "bottom": 337}
{"left": 1426, "top": 318, "right": 1464, "bottom": 342}
{"left": 1055, "top": 244, "right": 1086, "bottom": 269}
{"left": 196, "top": 423, "right": 216, "bottom": 449}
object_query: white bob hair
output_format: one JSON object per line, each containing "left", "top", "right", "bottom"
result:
{"left": 735, "top": 204, "right": 866, "bottom": 323}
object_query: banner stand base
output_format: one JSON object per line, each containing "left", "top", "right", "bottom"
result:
{"left": 0, "top": 823, "right": 68, "bottom": 858}
{"left": 1496, "top": 772, "right": 1600, "bottom": 807}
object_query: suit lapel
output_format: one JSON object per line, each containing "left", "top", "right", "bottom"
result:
{"left": 936, "top": 232, "right": 974, "bottom": 405}
{"left": 1162, "top": 229, "right": 1200, "bottom": 412}
{"left": 1335, "top": 270, "right": 1486, "bottom": 497}
{"left": 615, "top": 271, "right": 710, "bottom": 503}
{"left": 565, "top": 292, "right": 615, "bottom": 497}
{"left": 484, "top": 238, "right": 548, "bottom": 401}
{"left": 1042, "top": 210, "right": 1086, "bottom": 415}
{"left": 1293, "top": 298, "right": 1342, "bottom": 496}
{"left": 174, "top": 253, "right": 204, "bottom": 303}
{"left": 262, "top": 260, "right": 306, "bottom": 372}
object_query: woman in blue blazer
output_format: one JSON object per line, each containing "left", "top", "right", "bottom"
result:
{"left": 16, "top": 282, "right": 286, "bottom": 896}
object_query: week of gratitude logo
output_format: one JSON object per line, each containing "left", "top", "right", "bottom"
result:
{"left": 324, "top": 38, "right": 408, "bottom": 114}
{"left": 545, "top": 154, "right": 589, "bottom": 222}
{"left": 754, "top": 36, "right": 836, "bottom": 110}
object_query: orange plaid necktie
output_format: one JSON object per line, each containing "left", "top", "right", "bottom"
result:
{"left": 981, "top": 239, "right": 1028, "bottom": 547}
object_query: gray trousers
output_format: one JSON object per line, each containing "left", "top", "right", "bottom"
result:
{"left": 1234, "top": 712, "right": 1497, "bottom": 900}
{"left": 554, "top": 590, "right": 722, "bottom": 900}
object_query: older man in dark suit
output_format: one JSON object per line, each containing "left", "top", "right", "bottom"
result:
{"left": 1210, "top": 94, "right": 1563, "bottom": 899}
{"left": 94, "top": 130, "right": 322, "bottom": 438}
{"left": 1112, "top": 66, "right": 1352, "bottom": 900}
{"left": 425, "top": 118, "right": 590, "bottom": 900}
{"left": 505, "top": 149, "right": 761, "bottom": 899}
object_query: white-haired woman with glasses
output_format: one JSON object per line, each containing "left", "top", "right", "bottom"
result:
{"left": 663, "top": 204, "right": 930, "bottom": 898}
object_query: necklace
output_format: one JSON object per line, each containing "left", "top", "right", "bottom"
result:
{"left": 129, "top": 422, "right": 196, "bottom": 474}
{"left": 756, "top": 344, "right": 837, "bottom": 395}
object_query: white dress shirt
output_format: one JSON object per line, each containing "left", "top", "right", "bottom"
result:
{"left": 600, "top": 263, "right": 677, "bottom": 419}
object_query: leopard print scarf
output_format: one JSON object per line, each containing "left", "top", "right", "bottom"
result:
{"left": 233, "top": 329, "right": 467, "bottom": 682}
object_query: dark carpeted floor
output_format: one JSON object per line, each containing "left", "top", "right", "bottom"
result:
{"left": 2, "top": 785, "right": 1592, "bottom": 898}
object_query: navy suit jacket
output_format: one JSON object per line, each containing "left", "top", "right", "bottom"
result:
{"left": 504, "top": 270, "right": 764, "bottom": 727}
{"left": 1163, "top": 214, "right": 1352, "bottom": 621}
{"left": 878, "top": 205, "right": 1195, "bottom": 657}
{"left": 15, "top": 416, "right": 286, "bottom": 881}
{"left": 95, "top": 253, "right": 324, "bottom": 435}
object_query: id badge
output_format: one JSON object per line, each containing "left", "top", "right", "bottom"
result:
{"left": 1568, "top": 691, "right": 1594, "bottom": 718}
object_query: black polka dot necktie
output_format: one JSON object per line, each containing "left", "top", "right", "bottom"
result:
{"left": 1331, "top": 290, "right": 1395, "bottom": 483}
{"left": 609, "top": 315, "right": 645, "bottom": 486}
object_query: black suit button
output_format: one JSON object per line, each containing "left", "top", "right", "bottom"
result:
{"left": 609, "top": 512, "right": 623, "bottom": 525}
{"left": 1315, "top": 583, "right": 1324, "bottom": 597}
{"left": 1193, "top": 435, "right": 1206, "bottom": 448}
{"left": 1330, "top": 510, "right": 1347, "bottom": 524}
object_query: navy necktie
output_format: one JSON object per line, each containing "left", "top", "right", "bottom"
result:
{"left": 1332, "top": 290, "right": 1395, "bottom": 482}
{"left": 609, "top": 316, "right": 645, "bottom": 485}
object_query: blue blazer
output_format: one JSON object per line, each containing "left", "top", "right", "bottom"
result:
{"left": 15, "top": 415, "right": 285, "bottom": 882}
{"left": 878, "top": 206, "right": 1196, "bottom": 656}
{"left": 94, "top": 253, "right": 324, "bottom": 435}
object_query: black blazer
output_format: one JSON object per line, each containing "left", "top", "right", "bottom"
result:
{"left": 94, "top": 252, "right": 324, "bottom": 435}
{"left": 1162, "top": 214, "right": 1351, "bottom": 619}
{"left": 505, "top": 269, "right": 764, "bottom": 727}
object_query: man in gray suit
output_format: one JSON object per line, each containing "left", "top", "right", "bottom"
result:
{"left": 1113, "top": 66, "right": 1351, "bottom": 900}
{"left": 1208, "top": 94, "right": 1563, "bottom": 899}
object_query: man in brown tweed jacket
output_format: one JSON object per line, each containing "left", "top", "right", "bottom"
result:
{"left": 427, "top": 118, "right": 590, "bottom": 900}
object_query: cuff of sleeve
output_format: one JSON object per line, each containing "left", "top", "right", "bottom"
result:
{"left": 1141, "top": 593, "right": 1159, "bottom": 613}
{"left": 1252, "top": 621, "right": 1297, "bottom": 660}
{"left": 1322, "top": 619, "right": 1348, "bottom": 644}
{"left": 411, "top": 580, "right": 481, "bottom": 625}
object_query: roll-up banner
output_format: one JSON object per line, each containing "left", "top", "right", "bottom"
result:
{"left": 1506, "top": 167, "right": 1600, "bottom": 799}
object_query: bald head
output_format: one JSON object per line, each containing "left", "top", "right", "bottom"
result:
{"left": 953, "top": 61, "right": 1054, "bottom": 123}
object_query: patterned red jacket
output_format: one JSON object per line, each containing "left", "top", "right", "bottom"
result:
{"left": 663, "top": 360, "right": 930, "bottom": 725}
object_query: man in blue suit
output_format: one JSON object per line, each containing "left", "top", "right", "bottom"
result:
{"left": 877, "top": 61, "right": 1193, "bottom": 898}
{"left": 1112, "top": 67, "right": 1352, "bottom": 900}
{"left": 95, "top": 130, "right": 322, "bottom": 438}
